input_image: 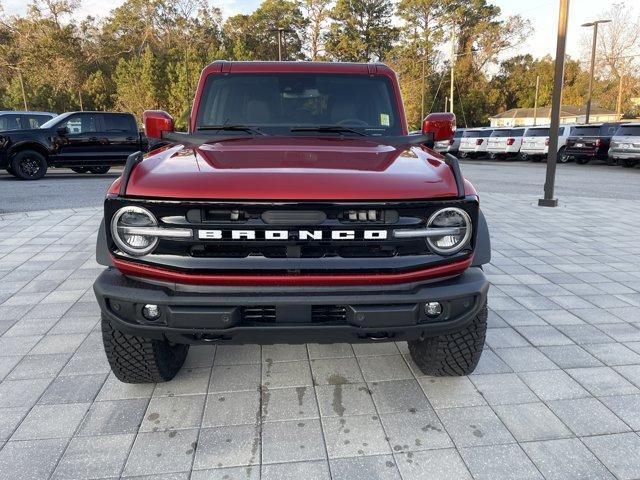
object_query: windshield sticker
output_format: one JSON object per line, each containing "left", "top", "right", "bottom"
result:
{"left": 380, "top": 113, "right": 390, "bottom": 126}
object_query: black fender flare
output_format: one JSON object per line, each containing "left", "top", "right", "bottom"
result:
{"left": 96, "top": 219, "right": 113, "bottom": 267}
{"left": 472, "top": 209, "right": 491, "bottom": 266}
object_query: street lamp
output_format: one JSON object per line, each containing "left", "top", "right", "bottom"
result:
{"left": 582, "top": 19, "right": 611, "bottom": 124}
{"left": 270, "top": 27, "right": 294, "bottom": 61}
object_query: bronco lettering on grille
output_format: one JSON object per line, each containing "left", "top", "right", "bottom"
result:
{"left": 197, "top": 229, "right": 388, "bottom": 240}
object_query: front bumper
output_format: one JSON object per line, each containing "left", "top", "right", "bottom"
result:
{"left": 94, "top": 267, "right": 489, "bottom": 345}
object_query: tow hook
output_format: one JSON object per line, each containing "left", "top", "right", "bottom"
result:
{"left": 359, "top": 332, "right": 393, "bottom": 341}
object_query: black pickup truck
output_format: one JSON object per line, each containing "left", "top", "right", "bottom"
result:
{"left": 0, "top": 111, "right": 148, "bottom": 180}
{"left": 564, "top": 123, "right": 621, "bottom": 165}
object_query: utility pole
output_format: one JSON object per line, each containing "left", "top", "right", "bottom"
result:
{"left": 582, "top": 19, "right": 611, "bottom": 123}
{"left": 616, "top": 74, "right": 624, "bottom": 116}
{"left": 539, "top": 0, "right": 570, "bottom": 208}
{"left": 450, "top": 25, "right": 456, "bottom": 114}
{"left": 271, "top": 27, "right": 293, "bottom": 61}
{"left": 533, "top": 75, "right": 540, "bottom": 126}
{"left": 421, "top": 58, "right": 425, "bottom": 121}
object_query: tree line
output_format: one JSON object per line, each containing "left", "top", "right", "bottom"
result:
{"left": 1, "top": 0, "right": 638, "bottom": 130}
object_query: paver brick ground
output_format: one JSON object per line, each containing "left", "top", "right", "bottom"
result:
{"left": 0, "top": 192, "right": 640, "bottom": 479}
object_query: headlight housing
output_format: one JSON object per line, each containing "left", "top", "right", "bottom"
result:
{"left": 426, "top": 207, "right": 472, "bottom": 255}
{"left": 111, "top": 206, "right": 159, "bottom": 256}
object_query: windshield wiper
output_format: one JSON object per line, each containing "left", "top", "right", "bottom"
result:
{"left": 198, "top": 125, "right": 267, "bottom": 136}
{"left": 290, "top": 125, "right": 367, "bottom": 137}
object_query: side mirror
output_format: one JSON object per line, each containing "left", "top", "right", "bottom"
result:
{"left": 422, "top": 113, "right": 456, "bottom": 143}
{"left": 143, "top": 110, "right": 174, "bottom": 140}
{"left": 56, "top": 126, "right": 69, "bottom": 136}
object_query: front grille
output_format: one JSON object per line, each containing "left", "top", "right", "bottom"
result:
{"left": 312, "top": 305, "right": 347, "bottom": 323}
{"left": 241, "top": 306, "right": 276, "bottom": 323}
{"left": 106, "top": 198, "right": 478, "bottom": 274}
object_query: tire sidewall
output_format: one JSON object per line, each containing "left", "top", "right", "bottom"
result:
{"left": 11, "top": 150, "right": 48, "bottom": 180}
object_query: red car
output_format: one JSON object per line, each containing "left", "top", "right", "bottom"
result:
{"left": 93, "top": 61, "right": 491, "bottom": 383}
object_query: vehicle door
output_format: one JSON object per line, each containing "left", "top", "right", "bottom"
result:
{"left": 98, "top": 114, "right": 141, "bottom": 164}
{"left": 51, "top": 113, "right": 102, "bottom": 164}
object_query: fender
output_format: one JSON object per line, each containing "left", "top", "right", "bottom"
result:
{"left": 472, "top": 209, "right": 491, "bottom": 266}
{"left": 7, "top": 140, "right": 52, "bottom": 160}
{"left": 96, "top": 219, "right": 113, "bottom": 267}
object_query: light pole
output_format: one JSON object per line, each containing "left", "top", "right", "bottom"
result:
{"left": 271, "top": 27, "right": 294, "bottom": 61}
{"left": 538, "top": 0, "right": 570, "bottom": 208}
{"left": 582, "top": 19, "right": 611, "bottom": 123}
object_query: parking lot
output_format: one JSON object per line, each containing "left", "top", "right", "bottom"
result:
{"left": 0, "top": 160, "right": 639, "bottom": 479}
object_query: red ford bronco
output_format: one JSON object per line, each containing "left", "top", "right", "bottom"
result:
{"left": 93, "top": 61, "right": 491, "bottom": 383}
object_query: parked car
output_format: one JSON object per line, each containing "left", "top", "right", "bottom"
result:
{"left": 93, "top": 60, "right": 491, "bottom": 383}
{"left": 608, "top": 123, "right": 640, "bottom": 168}
{"left": 486, "top": 127, "right": 525, "bottom": 160}
{"left": 434, "top": 128, "right": 466, "bottom": 155}
{"left": 519, "top": 124, "right": 576, "bottom": 162}
{"left": 564, "top": 123, "right": 621, "bottom": 165}
{"left": 0, "top": 111, "right": 56, "bottom": 132}
{"left": 0, "top": 111, "right": 148, "bottom": 180}
{"left": 458, "top": 128, "right": 493, "bottom": 159}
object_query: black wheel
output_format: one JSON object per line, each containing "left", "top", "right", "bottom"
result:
{"left": 621, "top": 159, "right": 638, "bottom": 168}
{"left": 408, "top": 302, "right": 487, "bottom": 376}
{"left": 71, "top": 167, "right": 89, "bottom": 174}
{"left": 557, "top": 147, "right": 568, "bottom": 163}
{"left": 575, "top": 158, "right": 588, "bottom": 165}
{"left": 88, "top": 166, "right": 111, "bottom": 174}
{"left": 488, "top": 152, "right": 497, "bottom": 160}
{"left": 101, "top": 315, "right": 189, "bottom": 383}
{"left": 459, "top": 151, "right": 468, "bottom": 159}
{"left": 10, "top": 150, "right": 47, "bottom": 180}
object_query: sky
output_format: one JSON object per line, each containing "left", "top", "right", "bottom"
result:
{"left": 1, "top": 0, "right": 632, "bottom": 61}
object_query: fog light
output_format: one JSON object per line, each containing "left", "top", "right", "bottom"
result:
{"left": 142, "top": 304, "right": 161, "bottom": 321}
{"left": 425, "top": 301, "right": 442, "bottom": 317}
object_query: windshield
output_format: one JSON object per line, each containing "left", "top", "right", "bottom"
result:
{"left": 40, "top": 113, "right": 69, "bottom": 129}
{"left": 572, "top": 126, "right": 600, "bottom": 136}
{"left": 525, "top": 128, "right": 549, "bottom": 137}
{"left": 616, "top": 126, "right": 640, "bottom": 136}
{"left": 195, "top": 73, "right": 401, "bottom": 136}
{"left": 490, "top": 130, "right": 511, "bottom": 137}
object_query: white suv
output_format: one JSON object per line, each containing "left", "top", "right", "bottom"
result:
{"left": 459, "top": 128, "right": 493, "bottom": 159}
{"left": 520, "top": 124, "right": 576, "bottom": 162}
{"left": 486, "top": 128, "right": 526, "bottom": 160}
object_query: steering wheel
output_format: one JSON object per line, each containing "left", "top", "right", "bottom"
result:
{"left": 336, "top": 118, "right": 369, "bottom": 127}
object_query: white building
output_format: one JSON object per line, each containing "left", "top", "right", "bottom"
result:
{"left": 489, "top": 105, "right": 620, "bottom": 127}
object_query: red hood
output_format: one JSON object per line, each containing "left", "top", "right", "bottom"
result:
{"left": 119, "top": 137, "right": 461, "bottom": 201}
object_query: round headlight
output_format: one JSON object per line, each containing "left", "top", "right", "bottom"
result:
{"left": 111, "top": 206, "right": 159, "bottom": 256}
{"left": 426, "top": 207, "right": 472, "bottom": 255}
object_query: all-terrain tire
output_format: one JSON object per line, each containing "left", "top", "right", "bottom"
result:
{"left": 10, "top": 149, "right": 47, "bottom": 180}
{"left": 557, "top": 147, "right": 567, "bottom": 163}
{"left": 408, "top": 302, "right": 487, "bottom": 376}
{"left": 101, "top": 315, "right": 189, "bottom": 383}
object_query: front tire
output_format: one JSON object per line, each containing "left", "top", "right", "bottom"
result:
{"left": 71, "top": 167, "right": 89, "bottom": 174}
{"left": 101, "top": 316, "right": 189, "bottom": 383}
{"left": 622, "top": 159, "right": 638, "bottom": 168}
{"left": 10, "top": 150, "right": 47, "bottom": 180}
{"left": 408, "top": 302, "right": 487, "bottom": 376}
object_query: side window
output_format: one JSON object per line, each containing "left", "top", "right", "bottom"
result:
{"left": 102, "top": 114, "right": 137, "bottom": 133}
{"left": 558, "top": 127, "right": 564, "bottom": 135}
{"left": 0, "top": 114, "right": 23, "bottom": 131}
{"left": 512, "top": 129, "right": 525, "bottom": 137}
{"left": 61, "top": 114, "right": 98, "bottom": 134}
{"left": 26, "top": 115, "right": 52, "bottom": 128}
